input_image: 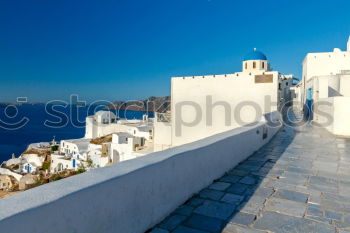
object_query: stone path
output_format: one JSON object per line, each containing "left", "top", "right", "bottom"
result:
{"left": 149, "top": 111, "right": 350, "bottom": 233}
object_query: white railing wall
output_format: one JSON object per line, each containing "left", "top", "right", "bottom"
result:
{"left": 0, "top": 112, "right": 281, "bottom": 233}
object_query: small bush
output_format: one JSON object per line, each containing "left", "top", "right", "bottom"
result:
{"left": 51, "top": 145, "right": 59, "bottom": 152}
{"left": 42, "top": 161, "right": 51, "bottom": 171}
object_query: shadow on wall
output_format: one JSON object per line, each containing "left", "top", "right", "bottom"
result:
{"left": 328, "top": 87, "right": 343, "bottom": 97}
{"left": 148, "top": 112, "right": 298, "bottom": 232}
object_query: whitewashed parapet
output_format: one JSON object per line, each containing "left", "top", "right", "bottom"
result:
{"left": 0, "top": 112, "right": 281, "bottom": 233}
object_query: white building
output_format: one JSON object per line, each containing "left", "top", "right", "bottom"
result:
{"left": 50, "top": 138, "right": 91, "bottom": 173}
{"left": 109, "top": 133, "right": 142, "bottom": 162}
{"left": 60, "top": 138, "right": 90, "bottom": 161}
{"left": 20, "top": 162, "right": 38, "bottom": 174}
{"left": 302, "top": 37, "right": 350, "bottom": 136}
{"left": 291, "top": 82, "right": 303, "bottom": 109}
{"left": 21, "top": 154, "right": 44, "bottom": 167}
{"left": 0, "top": 168, "right": 22, "bottom": 181}
{"left": 50, "top": 154, "right": 82, "bottom": 173}
{"left": 4, "top": 158, "right": 21, "bottom": 167}
{"left": 85, "top": 110, "right": 154, "bottom": 140}
{"left": 85, "top": 143, "right": 107, "bottom": 168}
{"left": 154, "top": 49, "right": 293, "bottom": 151}
{"left": 16, "top": 154, "right": 44, "bottom": 174}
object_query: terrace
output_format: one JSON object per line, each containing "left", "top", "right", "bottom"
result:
{"left": 1, "top": 110, "right": 349, "bottom": 233}
{"left": 151, "top": 111, "right": 350, "bottom": 233}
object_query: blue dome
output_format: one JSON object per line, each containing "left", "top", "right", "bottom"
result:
{"left": 243, "top": 50, "right": 267, "bottom": 61}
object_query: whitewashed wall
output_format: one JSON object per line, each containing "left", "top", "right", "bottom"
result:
{"left": 171, "top": 73, "right": 279, "bottom": 146}
{"left": 154, "top": 121, "right": 172, "bottom": 152}
{"left": 0, "top": 113, "right": 281, "bottom": 233}
{"left": 314, "top": 97, "right": 350, "bottom": 136}
{"left": 303, "top": 51, "right": 350, "bottom": 81}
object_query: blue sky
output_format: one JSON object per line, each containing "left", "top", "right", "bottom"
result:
{"left": 0, "top": 0, "right": 349, "bottom": 103}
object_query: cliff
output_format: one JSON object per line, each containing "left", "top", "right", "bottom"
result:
{"left": 107, "top": 96, "right": 170, "bottom": 113}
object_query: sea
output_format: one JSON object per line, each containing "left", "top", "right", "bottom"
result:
{"left": 0, "top": 104, "right": 153, "bottom": 164}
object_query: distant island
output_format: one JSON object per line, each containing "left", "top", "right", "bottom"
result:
{"left": 0, "top": 102, "right": 45, "bottom": 107}
{"left": 107, "top": 96, "right": 170, "bottom": 113}
{"left": 0, "top": 96, "right": 170, "bottom": 113}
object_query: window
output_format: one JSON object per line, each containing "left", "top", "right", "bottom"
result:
{"left": 253, "top": 62, "right": 256, "bottom": 69}
{"left": 245, "top": 62, "right": 247, "bottom": 70}
{"left": 262, "top": 62, "right": 265, "bottom": 69}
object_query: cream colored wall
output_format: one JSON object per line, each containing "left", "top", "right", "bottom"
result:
{"left": 110, "top": 135, "right": 139, "bottom": 162}
{"left": 340, "top": 75, "right": 350, "bottom": 96}
{"left": 154, "top": 122, "right": 172, "bottom": 152}
{"left": 94, "top": 124, "right": 130, "bottom": 138}
{"left": 85, "top": 117, "right": 94, "bottom": 138}
{"left": 242, "top": 60, "right": 268, "bottom": 73}
{"left": 333, "top": 97, "right": 350, "bottom": 136}
{"left": 171, "top": 72, "right": 279, "bottom": 146}
{"left": 314, "top": 97, "right": 334, "bottom": 132}
{"left": 308, "top": 75, "right": 350, "bottom": 103}
{"left": 303, "top": 51, "right": 350, "bottom": 81}
{"left": 318, "top": 77, "right": 329, "bottom": 99}
{"left": 314, "top": 97, "right": 350, "bottom": 137}
{"left": 291, "top": 85, "right": 302, "bottom": 109}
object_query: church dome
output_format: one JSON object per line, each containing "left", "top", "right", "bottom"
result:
{"left": 243, "top": 49, "right": 267, "bottom": 61}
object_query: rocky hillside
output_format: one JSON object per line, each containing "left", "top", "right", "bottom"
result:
{"left": 107, "top": 96, "right": 170, "bottom": 113}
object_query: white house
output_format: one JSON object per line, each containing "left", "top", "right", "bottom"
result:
{"left": 20, "top": 162, "right": 38, "bottom": 174}
{"left": 48, "top": 138, "right": 91, "bottom": 173}
{"left": 85, "top": 110, "right": 154, "bottom": 139}
{"left": 60, "top": 138, "right": 90, "bottom": 161}
{"left": 21, "top": 154, "right": 44, "bottom": 167}
{"left": 50, "top": 154, "right": 82, "bottom": 173}
{"left": 85, "top": 111, "right": 119, "bottom": 139}
{"left": 127, "top": 125, "right": 153, "bottom": 141}
{"left": 109, "top": 133, "right": 143, "bottom": 163}
{"left": 4, "top": 158, "right": 21, "bottom": 167}
{"left": 83, "top": 130, "right": 151, "bottom": 168}
{"left": 154, "top": 49, "right": 293, "bottom": 151}
{"left": 302, "top": 37, "right": 350, "bottom": 136}
{"left": 0, "top": 168, "right": 22, "bottom": 181}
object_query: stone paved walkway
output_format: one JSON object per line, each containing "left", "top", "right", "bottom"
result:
{"left": 149, "top": 111, "right": 350, "bottom": 233}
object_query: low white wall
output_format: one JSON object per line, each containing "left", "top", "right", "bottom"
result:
{"left": 314, "top": 98, "right": 334, "bottom": 132}
{"left": 333, "top": 97, "right": 350, "bottom": 136}
{"left": 315, "top": 97, "right": 350, "bottom": 137}
{"left": 154, "top": 121, "right": 172, "bottom": 152}
{"left": 0, "top": 113, "right": 281, "bottom": 233}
